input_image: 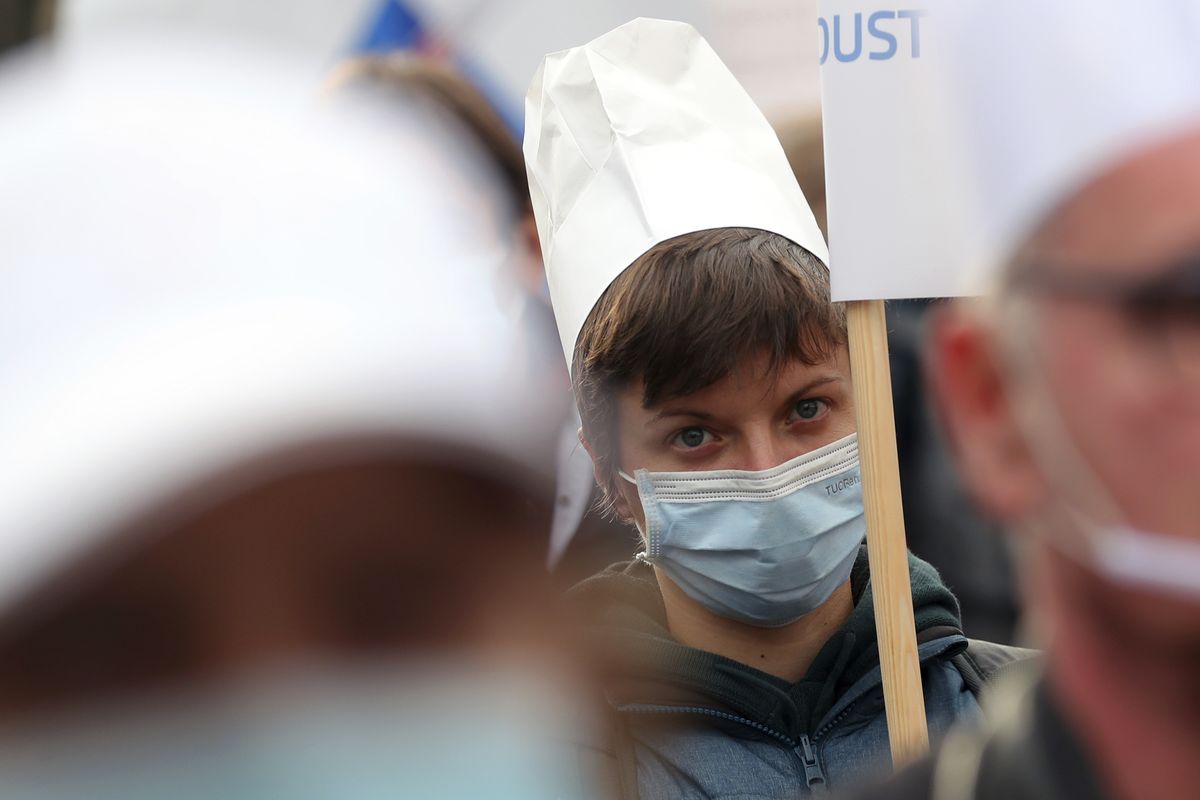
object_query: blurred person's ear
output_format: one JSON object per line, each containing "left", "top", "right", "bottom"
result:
{"left": 515, "top": 211, "right": 549, "bottom": 299}
{"left": 927, "top": 302, "right": 1048, "bottom": 522}
{"left": 520, "top": 211, "right": 542, "bottom": 262}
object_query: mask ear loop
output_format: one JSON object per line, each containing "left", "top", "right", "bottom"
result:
{"left": 993, "top": 291, "right": 1200, "bottom": 599}
{"left": 618, "top": 469, "right": 657, "bottom": 565}
{"left": 993, "top": 292, "right": 1123, "bottom": 518}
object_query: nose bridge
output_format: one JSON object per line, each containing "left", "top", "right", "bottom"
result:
{"left": 741, "top": 422, "right": 787, "bottom": 471}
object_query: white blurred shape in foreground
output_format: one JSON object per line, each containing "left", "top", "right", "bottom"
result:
{"left": 936, "top": 0, "right": 1200, "bottom": 273}
{"left": 57, "top": 0, "right": 378, "bottom": 68}
{"left": 0, "top": 30, "right": 552, "bottom": 619}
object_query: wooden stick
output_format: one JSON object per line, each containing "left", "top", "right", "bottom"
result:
{"left": 846, "top": 298, "right": 930, "bottom": 766}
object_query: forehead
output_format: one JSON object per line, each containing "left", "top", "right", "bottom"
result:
{"left": 1027, "top": 130, "right": 1200, "bottom": 272}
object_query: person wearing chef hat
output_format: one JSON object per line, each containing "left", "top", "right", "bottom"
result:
{"left": 524, "top": 18, "right": 1025, "bottom": 800}
{"left": 0, "top": 27, "right": 596, "bottom": 800}
{"left": 845, "top": 2, "right": 1200, "bottom": 799}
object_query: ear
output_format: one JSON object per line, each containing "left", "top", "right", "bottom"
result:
{"left": 519, "top": 211, "right": 543, "bottom": 260}
{"left": 579, "top": 429, "right": 637, "bottom": 523}
{"left": 510, "top": 212, "right": 548, "bottom": 297}
{"left": 926, "top": 303, "right": 1048, "bottom": 521}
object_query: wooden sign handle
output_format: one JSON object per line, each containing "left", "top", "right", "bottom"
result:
{"left": 846, "top": 299, "right": 930, "bottom": 766}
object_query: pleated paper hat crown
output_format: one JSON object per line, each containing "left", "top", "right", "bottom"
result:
{"left": 524, "top": 18, "right": 829, "bottom": 370}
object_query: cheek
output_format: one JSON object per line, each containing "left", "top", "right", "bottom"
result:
{"left": 1040, "top": 316, "right": 1200, "bottom": 533}
{"left": 1104, "top": 396, "right": 1200, "bottom": 535}
{"left": 827, "top": 402, "right": 858, "bottom": 438}
{"left": 611, "top": 393, "right": 657, "bottom": 473}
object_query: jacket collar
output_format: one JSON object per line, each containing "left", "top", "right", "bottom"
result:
{"left": 571, "top": 546, "right": 966, "bottom": 735}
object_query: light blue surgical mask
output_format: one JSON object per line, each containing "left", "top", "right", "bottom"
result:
{"left": 620, "top": 432, "right": 866, "bottom": 627}
{"left": 0, "top": 662, "right": 594, "bottom": 800}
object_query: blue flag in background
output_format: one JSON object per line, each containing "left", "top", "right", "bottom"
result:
{"left": 354, "top": 0, "right": 427, "bottom": 52}
{"left": 351, "top": 0, "right": 523, "bottom": 137}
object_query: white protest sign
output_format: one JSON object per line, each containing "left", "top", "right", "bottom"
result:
{"left": 817, "top": 1, "right": 985, "bottom": 301}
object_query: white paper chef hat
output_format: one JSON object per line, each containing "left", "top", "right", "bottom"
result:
{"left": 524, "top": 17, "right": 829, "bottom": 369}
{"left": 934, "top": 0, "right": 1200, "bottom": 271}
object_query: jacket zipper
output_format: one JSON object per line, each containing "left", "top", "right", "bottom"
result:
{"left": 813, "top": 697, "right": 860, "bottom": 741}
{"left": 619, "top": 704, "right": 832, "bottom": 793}
{"left": 796, "top": 734, "right": 828, "bottom": 793}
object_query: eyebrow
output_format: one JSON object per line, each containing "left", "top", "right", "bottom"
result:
{"left": 645, "top": 375, "right": 844, "bottom": 428}
{"left": 782, "top": 375, "right": 843, "bottom": 404}
{"left": 645, "top": 407, "right": 715, "bottom": 427}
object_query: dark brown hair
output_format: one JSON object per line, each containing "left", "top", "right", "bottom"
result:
{"left": 327, "top": 54, "right": 528, "bottom": 213}
{"left": 573, "top": 227, "right": 845, "bottom": 510}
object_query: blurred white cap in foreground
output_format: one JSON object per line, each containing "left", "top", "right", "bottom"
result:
{"left": 56, "top": 0, "right": 377, "bottom": 67}
{"left": 935, "top": 0, "right": 1200, "bottom": 270}
{"left": 0, "top": 31, "right": 554, "bottom": 618}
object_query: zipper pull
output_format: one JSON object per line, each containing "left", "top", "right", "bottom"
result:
{"left": 796, "top": 734, "right": 828, "bottom": 794}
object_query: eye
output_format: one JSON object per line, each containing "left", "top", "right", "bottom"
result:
{"left": 788, "top": 398, "right": 829, "bottom": 423}
{"left": 671, "top": 426, "right": 713, "bottom": 449}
